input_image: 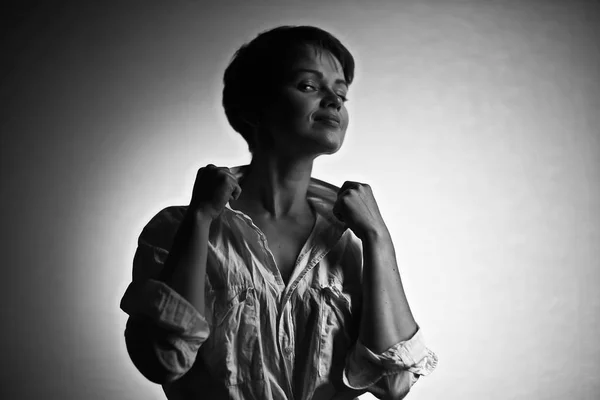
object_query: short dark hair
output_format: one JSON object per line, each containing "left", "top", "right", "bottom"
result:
{"left": 222, "top": 25, "right": 355, "bottom": 154}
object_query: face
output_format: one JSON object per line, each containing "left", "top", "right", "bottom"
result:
{"left": 256, "top": 45, "right": 350, "bottom": 158}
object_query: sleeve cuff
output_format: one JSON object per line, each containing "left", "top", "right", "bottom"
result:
{"left": 343, "top": 327, "right": 438, "bottom": 390}
{"left": 120, "top": 278, "right": 209, "bottom": 340}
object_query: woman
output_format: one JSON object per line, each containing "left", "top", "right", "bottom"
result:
{"left": 120, "top": 25, "right": 437, "bottom": 400}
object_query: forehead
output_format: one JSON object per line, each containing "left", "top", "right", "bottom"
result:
{"left": 284, "top": 45, "right": 344, "bottom": 78}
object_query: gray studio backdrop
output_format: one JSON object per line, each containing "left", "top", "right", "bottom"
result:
{"left": 1, "top": 1, "right": 598, "bottom": 399}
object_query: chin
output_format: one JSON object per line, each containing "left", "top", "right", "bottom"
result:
{"left": 319, "top": 141, "right": 343, "bottom": 155}
{"left": 308, "top": 132, "right": 345, "bottom": 156}
{"left": 276, "top": 127, "right": 346, "bottom": 157}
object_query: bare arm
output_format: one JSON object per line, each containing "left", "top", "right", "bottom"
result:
{"left": 159, "top": 164, "right": 241, "bottom": 314}
{"left": 332, "top": 181, "right": 418, "bottom": 352}
{"left": 121, "top": 207, "right": 213, "bottom": 384}
{"left": 121, "top": 165, "right": 240, "bottom": 384}
{"left": 358, "top": 228, "right": 418, "bottom": 354}
{"left": 159, "top": 208, "right": 212, "bottom": 315}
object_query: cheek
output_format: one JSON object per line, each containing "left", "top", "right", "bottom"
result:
{"left": 285, "top": 93, "right": 314, "bottom": 116}
{"left": 270, "top": 90, "right": 306, "bottom": 113}
{"left": 341, "top": 109, "right": 350, "bottom": 129}
{"left": 273, "top": 100, "right": 314, "bottom": 129}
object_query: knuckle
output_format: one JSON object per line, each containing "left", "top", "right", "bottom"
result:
{"left": 216, "top": 174, "right": 228, "bottom": 184}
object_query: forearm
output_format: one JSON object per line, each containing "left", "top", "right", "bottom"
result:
{"left": 359, "top": 228, "right": 418, "bottom": 354}
{"left": 159, "top": 208, "right": 211, "bottom": 316}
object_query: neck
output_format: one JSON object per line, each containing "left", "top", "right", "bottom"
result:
{"left": 235, "top": 149, "right": 315, "bottom": 220}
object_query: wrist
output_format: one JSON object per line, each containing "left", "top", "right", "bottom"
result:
{"left": 362, "top": 225, "right": 391, "bottom": 244}
{"left": 185, "top": 206, "right": 214, "bottom": 226}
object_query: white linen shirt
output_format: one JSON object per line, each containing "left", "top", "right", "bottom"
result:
{"left": 120, "top": 165, "right": 437, "bottom": 400}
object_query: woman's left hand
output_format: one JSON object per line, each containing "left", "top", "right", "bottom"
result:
{"left": 332, "top": 181, "right": 389, "bottom": 240}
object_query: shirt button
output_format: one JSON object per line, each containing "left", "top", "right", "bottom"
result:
{"left": 284, "top": 347, "right": 293, "bottom": 356}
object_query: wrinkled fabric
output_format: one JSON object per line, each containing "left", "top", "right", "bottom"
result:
{"left": 120, "top": 164, "right": 437, "bottom": 400}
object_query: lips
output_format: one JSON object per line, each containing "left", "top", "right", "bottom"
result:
{"left": 314, "top": 113, "right": 341, "bottom": 126}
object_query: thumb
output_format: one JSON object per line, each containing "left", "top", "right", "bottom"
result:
{"left": 332, "top": 201, "right": 344, "bottom": 222}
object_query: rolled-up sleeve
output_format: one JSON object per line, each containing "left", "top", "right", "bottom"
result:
{"left": 121, "top": 278, "right": 210, "bottom": 383}
{"left": 119, "top": 206, "right": 210, "bottom": 384}
{"left": 343, "top": 327, "right": 438, "bottom": 399}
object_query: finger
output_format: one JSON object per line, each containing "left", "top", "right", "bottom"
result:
{"left": 232, "top": 183, "right": 242, "bottom": 200}
{"left": 217, "top": 167, "right": 239, "bottom": 182}
{"left": 332, "top": 202, "right": 344, "bottom": 222}
{"left": 339, "top": 181, "right": 352, "bottom": 193}
{"left": 224, "top": 171, "right": 239, "bottom": 184}
{"left": 217, "top": 171, "right": 240, "bottom": 198}
{"left": 338, "top": 180, "right": 361, "bottom": 196}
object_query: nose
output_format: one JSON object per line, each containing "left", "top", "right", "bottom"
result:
{"left": 321, "top": 89, "right": 343, "bottom": 110}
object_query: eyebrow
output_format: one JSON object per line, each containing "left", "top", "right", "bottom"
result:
{"left": 291, "top": 68, "right": 348, "bottom": 88}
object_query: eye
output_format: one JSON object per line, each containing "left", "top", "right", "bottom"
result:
{"left": 298, "top": 83, "right": 318, "bottom": 92}
{"left": 297, "top": 82, "right": 349, "bottom": 103}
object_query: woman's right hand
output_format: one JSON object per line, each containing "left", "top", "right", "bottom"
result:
{"left": 189, "top": 164, "right": 242, "bottom": 221}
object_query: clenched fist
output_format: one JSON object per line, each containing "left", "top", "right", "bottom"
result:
{"left": 332, "top": 181, "right": 389, "bottom": 240}
{"left": 189, "top": 164, "right": 242, "bottom": 221}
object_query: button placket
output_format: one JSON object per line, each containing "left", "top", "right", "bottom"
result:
{"left": 280, "top": 308, "right": 294, "bottom": 359}
{"left": 277, "top": 303, "right": 295, "bottom": 398}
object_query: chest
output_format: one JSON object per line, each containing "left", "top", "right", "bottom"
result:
{"left": 254, "top": 218, "right": 315, "bottom": 284}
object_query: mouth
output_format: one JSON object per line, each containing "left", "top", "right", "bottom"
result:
{"left": 314, "top": 116, "right": 341, "bottom": 127}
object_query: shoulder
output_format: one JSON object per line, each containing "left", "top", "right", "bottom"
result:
{"left": 138, "top": 205, "right": 188, "bottom": 250}
{"left": 131, "top": 205, "right": 187, "bottom": 281}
